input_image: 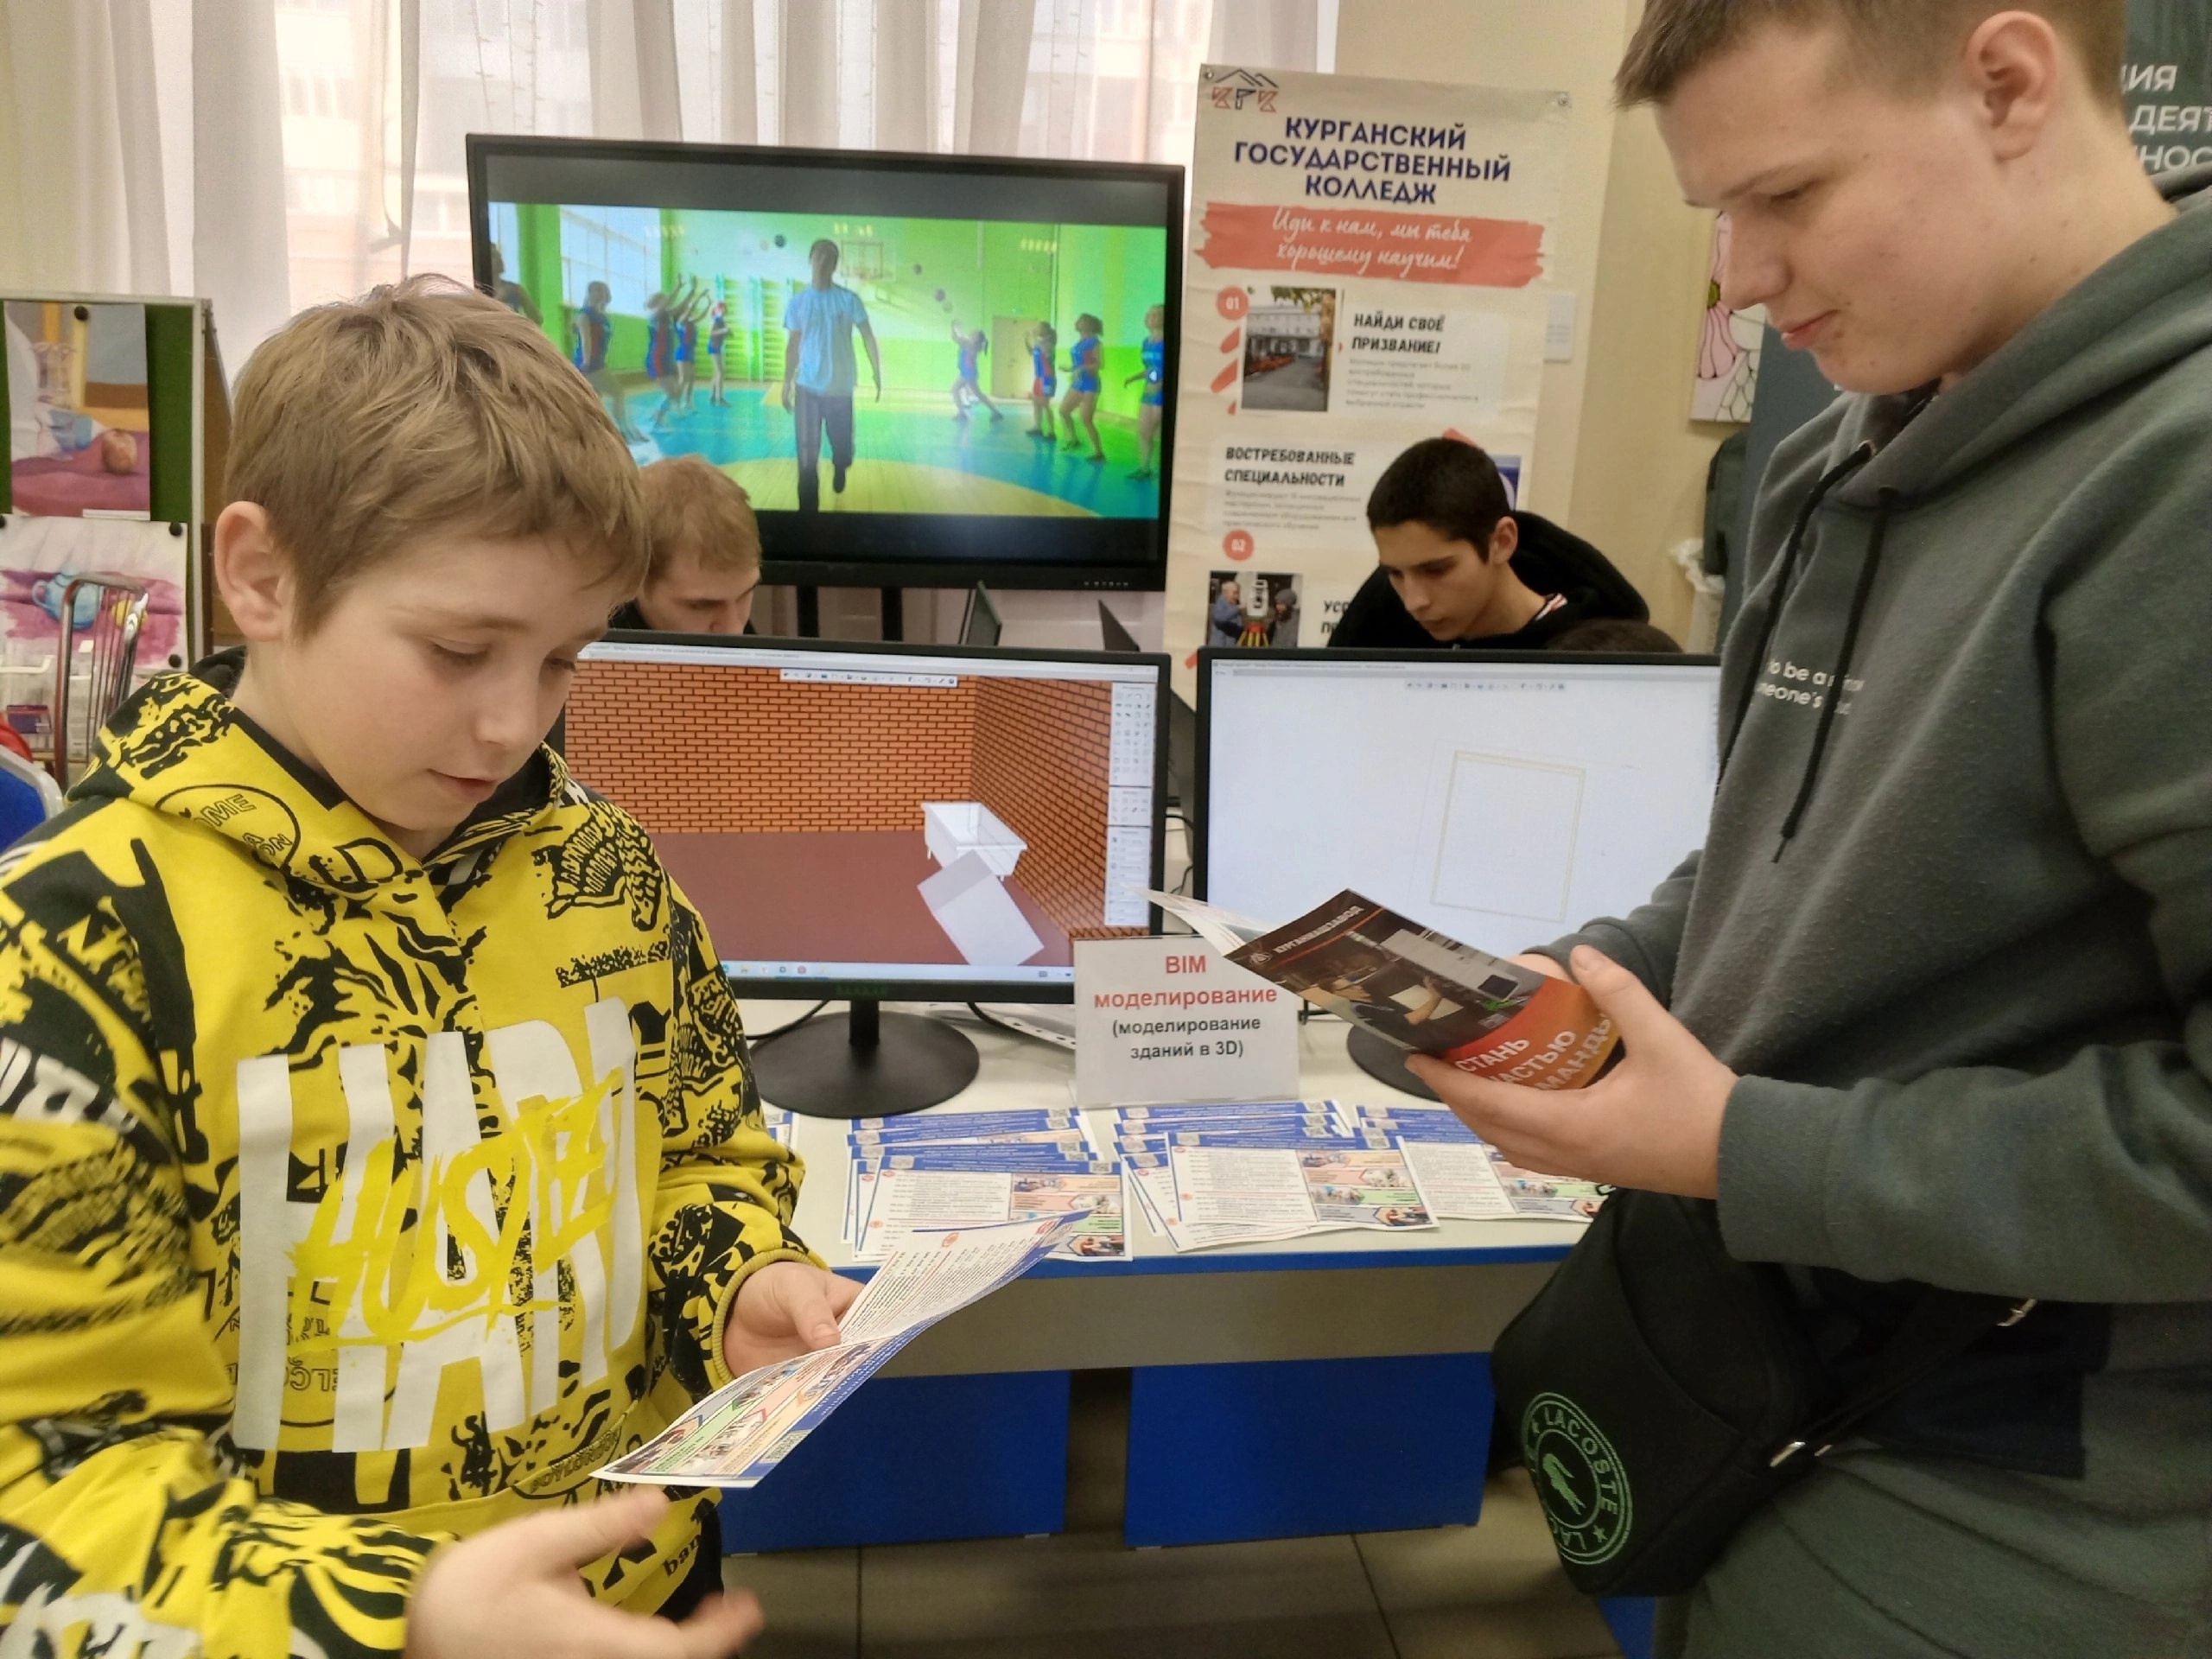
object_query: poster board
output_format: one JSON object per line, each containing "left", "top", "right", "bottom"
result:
{"left": 0, "top": 293, "right": 208, "bottom": 772}
{"left": 2126, "top": 0, "right": 2212, "bottom": 174}
{"left": 1165, "top": 67, "right": 1569, "bottom": 688}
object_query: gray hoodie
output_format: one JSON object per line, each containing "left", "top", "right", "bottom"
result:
{"left": 1559, "top": 168, "right": 2212, "bottom": 1654}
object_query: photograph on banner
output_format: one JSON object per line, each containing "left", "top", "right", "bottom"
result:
{"left": 1164, "top": 66, "right": 1568, "bottom": 690}
{"left": 1206, "top": 569, "right": 1306, "bottom": 647}
{"left": 5, "top": 301, "right": 153, "bottom": 520}
{"left": 1242, "top": 286, "right": 1337, "bottom": 411}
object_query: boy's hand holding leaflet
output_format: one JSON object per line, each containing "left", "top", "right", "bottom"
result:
{"left": 601, "top": 1217, "right": 1077, "bottom": 1489}
{"left": 721, "top": 1258, "right": 862, "bottom": 1377}
{"left": 406, "top": 1488, "right": 762, "bottom": 1659}
{"left": 1406, "top": 944, "right": 1738, "bottom": 1200}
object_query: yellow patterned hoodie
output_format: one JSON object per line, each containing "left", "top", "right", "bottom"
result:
{"left": 0, "top": 652, "right": 813, "bottom": 1656}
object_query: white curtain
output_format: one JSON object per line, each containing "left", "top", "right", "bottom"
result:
{"left": 0, "top": 0, "right": 1329, "bottom": 365}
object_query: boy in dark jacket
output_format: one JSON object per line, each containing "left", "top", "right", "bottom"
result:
{"left": 1330, "top": 437, "right": 1649, "bottom": 651}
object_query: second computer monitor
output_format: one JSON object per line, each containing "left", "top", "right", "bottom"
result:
{"left": 1197, "top": 650, "right": 1721, "bottom": 960}
{"left": 960, "top": 582, "right": 1003, "bottom": 648}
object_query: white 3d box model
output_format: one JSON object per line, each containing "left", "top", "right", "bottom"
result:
{"left": 918, "top": 851, "right": 1046, "bottom": 966}
{"left": 922, "top": 801, "right": 1027, "bottom": 878}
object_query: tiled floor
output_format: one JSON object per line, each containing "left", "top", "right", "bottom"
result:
{"left": 725, "top": 1370, "right": 1624, "bottom": 1659}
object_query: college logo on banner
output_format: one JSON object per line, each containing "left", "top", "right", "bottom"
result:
{"left": 1210, "top": 68, "right": 1280, "bottom": 111}
{"left": 1521, "top": 1391, "right": 1633, "bottom": 1567}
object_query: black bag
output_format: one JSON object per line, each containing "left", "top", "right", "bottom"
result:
{"left": 1489, "top": 1190, "right": 2032, "bottom": 1598}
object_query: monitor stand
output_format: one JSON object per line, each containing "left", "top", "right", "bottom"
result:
{"left": 1345, "top": 1024, "right": 1443, "bottom": 1103}
{"left": 752, "top": 998, "right": 980, "bottom": 1119}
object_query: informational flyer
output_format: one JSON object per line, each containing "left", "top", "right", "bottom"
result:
{"left": 1397, "top": 1136, "right": 1516, "bottom": 1221}
{"left": 1171, "top": 1145, "right": 1320, "bottom": 1233}
{"left": 600, "top": 1217, "right": 1072, "bottom": 1488}
{"left": 1294, "top": 1145, "right": 1433, "bottom": 1230}
{"left": 1166, "top": 67, "right": 1568, "bottom": 682}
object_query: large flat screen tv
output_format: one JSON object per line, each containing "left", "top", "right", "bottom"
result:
{"left": 467, "top": 135, "right": 1182, "bottom": 591}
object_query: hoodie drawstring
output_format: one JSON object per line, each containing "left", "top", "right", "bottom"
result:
{"left": 1771, "top": 486, "right": 1897, "bottom": 860}
{"left": 1721, "top": 444, "right": 1877, "bottom": 778}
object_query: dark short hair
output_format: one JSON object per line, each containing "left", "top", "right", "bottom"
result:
{"left": 1616, "top": 1, "right": 2126, "bottom": 109}
{"left": 1365, "top": 438, "right": 1511, "bottom": 556}
{"left": 1547, "top": 620, "right": 1683, "bottom": 654}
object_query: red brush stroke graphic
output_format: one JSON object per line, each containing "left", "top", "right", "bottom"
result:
{"left": 1197, "top": 201, "right": 1545, "bottom": 289}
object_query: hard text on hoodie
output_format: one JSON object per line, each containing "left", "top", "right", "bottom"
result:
{"left": 1551, "top": 171, "right": 2212, "bottom": 1649}
{"left": 0, "top": 657, "right": 814, "bottom": 1657}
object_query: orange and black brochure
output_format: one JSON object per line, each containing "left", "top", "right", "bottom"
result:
{"left": 1225, "top": 890, "right": 1619, "bottom": 1090}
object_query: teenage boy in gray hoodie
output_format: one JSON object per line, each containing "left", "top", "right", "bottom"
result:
{"left": 1410, "top": 3, "right": 2212, "bottom": 1656}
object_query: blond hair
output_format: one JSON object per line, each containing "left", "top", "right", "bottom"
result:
{"left": 639, "top": 455, "right": 762, "bottom": 580}
{"left": 1616, "top": 0, "right": 2126, "bottom": 108}
{"left": 226, "top": 275, "right": 648, "bottom": 632}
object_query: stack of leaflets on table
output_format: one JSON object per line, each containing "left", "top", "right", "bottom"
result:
{"left": 1344, "top": 1102, "right": 1606, "bottom": 1222}
{"left": 600, "top": 1215, "right": 1074, "bottom": 1489}
{"left": 1147, "top": 890, "right": 1618, "bottom": 1091}
{"left": 842, "top": 1107, "right": 1125, "bottom": 1262}
{"left": 761, "top": 1105, "right": 794, "bottom": 1152}
{"left": 1112, "top": 1099, "right": 1436, "bottom": 1251}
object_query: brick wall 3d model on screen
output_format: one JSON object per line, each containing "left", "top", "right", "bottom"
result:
{"left": 562, "top": 658, "right": 1142, "bottom": 968}
{"left": 562, "top": 662, "right": 980, "bottom": 833}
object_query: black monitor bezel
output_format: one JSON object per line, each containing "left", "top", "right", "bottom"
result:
{"left": 1192, "top": 647, "right": 1724, "bottom": 903}
{"left": 466, "top": 132, "right": 1184, "bottom": 592}
{"left": 561, "top": 629, "right": 1171, "bottom": 1001}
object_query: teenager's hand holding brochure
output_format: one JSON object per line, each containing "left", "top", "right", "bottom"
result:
{"left": 1147, "top": 890, "right": 1619, "bottom": 1090}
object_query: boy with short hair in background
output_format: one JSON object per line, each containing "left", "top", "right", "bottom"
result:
{"left": 614, "top": 454, "right": 764, "bottom": 636}
{"left": 0, "top": 277, "right": 851, "bottom": 1659}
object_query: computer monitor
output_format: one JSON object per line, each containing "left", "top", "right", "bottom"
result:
{"left": 563, "top": 634, "right": 1169, "bottom": 1116}
{"left": 467, "top": 134, "right": 1181, "bottom": 591}
{"left": 1097, "top": 601, "right": 1141, "bottom": 657}
{"left": 1098, "top": 601, "right": 1196, "bottom": 808}
{"left": 960, "top": 582, "right": 1002, "bottom": 648}
{"left": 1196, "top": 649, "right": 1721, "bottom": 1096}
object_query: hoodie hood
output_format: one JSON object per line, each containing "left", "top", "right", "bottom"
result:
{"left": 1329, "top": 508, "right": 1648, "bottom": 651}
{"left": 73, "top": 646, "right": 569, "bottom": 900}
{"left": 1506, "top": 510, "right": 1649, "bottom": 626}
{"left": 1821, "top": 165, "right": 2212, "bottom": 507}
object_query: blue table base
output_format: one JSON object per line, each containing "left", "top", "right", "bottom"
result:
{"left": 719, "top": 1370, "right": 1071, "bottom": 1553}
{"left": 714, "top": 1354, "right": 1658, "bottom": 1659}
{"left": 1124, "top": 1352, "right": 1494, "bottom": 1547}
{"left": 1601, "top": 1594, "right": 1658, "bottom": 1659}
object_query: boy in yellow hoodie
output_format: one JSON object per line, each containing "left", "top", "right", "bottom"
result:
{"left": 0, "top": 278, "right": 854, "bottom": 1658}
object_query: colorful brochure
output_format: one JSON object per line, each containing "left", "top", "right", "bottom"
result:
{"left": 599, "top": 1216, "right": 1074, "bottom": 1487}
{"left": 1149, "top": 889, "right": 1618, "bottom": 1090}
